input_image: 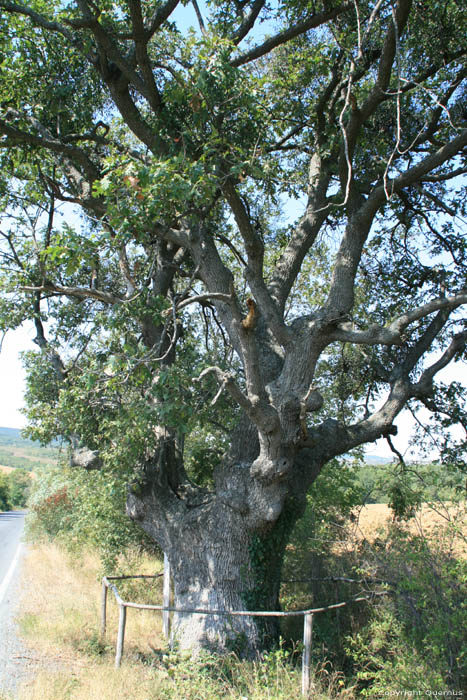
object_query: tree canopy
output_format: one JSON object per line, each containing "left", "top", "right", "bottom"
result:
{"left": 0, "top": 0, "right": 466, "bottom": 652}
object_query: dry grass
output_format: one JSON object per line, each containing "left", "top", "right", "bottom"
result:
{"left": 0, "top": 464, "right": 15, "bottom": 475}
{"left": 16, "top": 543, "right": 167, "bottom": 699}
{"left": 16, "top": 543, "right": 354, "bottom": 700}
{"left": 5, "top": 448, "right": 52, "bottom": 465}
{"left": 350, "top": 501, "right": 467, "bottom": 558}
{"left": 18, "top": 543, "right": 165, "bottom": 661}
{"left": 0, "top": 465, "right": 36, "bottom": 479}
{"left": 17, "top": 665, "right": 164, "bottom": 700}
{"left": 16, "top": 506, "right": 465, "bottom": 699}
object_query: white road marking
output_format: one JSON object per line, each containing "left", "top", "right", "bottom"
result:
{"left": 0, "top": 543, "right": 23, "bottom": 605}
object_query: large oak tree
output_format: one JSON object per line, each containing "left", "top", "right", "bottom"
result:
{"left": 1, "top": 0, "right": 466, "bottom": 652}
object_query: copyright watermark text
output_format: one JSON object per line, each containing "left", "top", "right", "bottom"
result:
{"left": 380, "top": 692, "right": 463, "bottom": 698}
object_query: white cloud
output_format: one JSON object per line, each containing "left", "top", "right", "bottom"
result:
{"left": 0, "top": 323, "right": 36, "bottom": 429}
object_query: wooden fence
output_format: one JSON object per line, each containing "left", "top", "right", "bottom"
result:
{"left": 100, "top": 558, "right": 390, "bottom": 697}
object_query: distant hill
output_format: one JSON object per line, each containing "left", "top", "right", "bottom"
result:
{"left": 364, "top": 454, "right": 392, "bottom": 465}
{"left": 0, "top": 426, "right": 59, "bottom": 471}
{"left": 0, "top": 426, "right": 27, "bottom": 444}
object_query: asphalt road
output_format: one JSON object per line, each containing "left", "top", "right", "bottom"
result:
{"left": 0, "top": 511, "right": 25, "bottom": 603}
{"left": 0, "top": 511, "right": 30, "bottom": 698}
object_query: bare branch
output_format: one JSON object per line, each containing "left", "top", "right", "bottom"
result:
{"left": 422, "top": 167, "right": 467, "bottom": 183}
{"left": 223, "top": 180, "right": 264, "bottom": 270}
{"left": 231, "top": 4, "right": 351, "bottom": 67}
{"left": 388, "top": 292, "right": 467, "bottom": 337}
{"left": 397, "top": 309, "right": 452, "bottom": 378}
{"left": 305, "top": 378, "right": 411, "bottom": 460}
{"left": 367, "top": 128, "right": 467, "bottom": 211}
{"left": 20, "top": 283, "right": 124, "bottom": 305}
{"left": 127, "top": 0, "right": 163, "bottom": 110}
{"left": 147, "top": 0, "right": 180, "bottom": 38}
{"left": 337, "top": 0, "right": 413, "bottom": 199}
{"left": 325, "top": 129, "right": 467, "bottom": 318}
{"left": 118, "top": 244, "right": 137, "bottom": 298}
{"left": 191, "top": 0, "right": 207, "bottom": 35}
{"left": 165, "top": 292, "right": 234, "bottom": 315}
{"left": 231, "top": 0, "right": 265, "bottom": 45}
{"left": 151, "top": 223, "right": 191, "bottom": 249}
{"left": 222, "top": 181, "right": 290, "bottom": 345}
{"left": 194, "top": 366, "right": 254, "bottom": 414}
{"left": 360, "top": 0, "right": 413, "bottom": 121}
{"left": 269, "top": 154, "right": 331, "bottom": 311}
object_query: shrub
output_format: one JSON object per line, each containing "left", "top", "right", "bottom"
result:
{"left": 26, "top": 463, "right": 160, "bottom": 571}
{"left": 29, "top": 485, "right": 73, "bottom": 538}
{"left": 346, "top": 511, "right": 467, "bottom": 693}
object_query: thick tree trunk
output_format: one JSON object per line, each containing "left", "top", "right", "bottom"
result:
{"left": 167, "top": 505, "right": 262, "bottom": 654}
{"left": 127, "top": 466, "right": 305, "bottom": 655}
{"left": 168, "top": 497, "right": 303, "bottom": 654}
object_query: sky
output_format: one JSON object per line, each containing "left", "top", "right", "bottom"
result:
{"left": 0, "top": 323, "right": 36, "bottom": 430}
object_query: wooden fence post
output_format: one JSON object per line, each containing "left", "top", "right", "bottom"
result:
{"left": 301, "top": 612, "right": 313, "bottom": 696}
{"left": 115, "top": 603, "right": 127, "bottom": 668}
{"left": 100, "top": 578, "right": 108, "bottom": 639}
{"left": 163, "top": 553, "right": 171, "bottom": 642}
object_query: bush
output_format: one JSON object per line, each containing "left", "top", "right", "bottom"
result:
{"left": 26, "top": 463, "right": 160, "bottom": 571}
{"left": 346, "top": 511, "right": 467, "bottom": 693}
{"left": 29, "top": 485, "right": 73, "bottom": 538}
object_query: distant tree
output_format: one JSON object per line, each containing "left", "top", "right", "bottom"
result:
{"left": 0, "top": 473, "right": 11, "bottom": 511}
{"left": 0, "top": 0, "right": 466, "bottom": 653}
{"left": 7, "top": 469, "right": 31, "bottom": 508}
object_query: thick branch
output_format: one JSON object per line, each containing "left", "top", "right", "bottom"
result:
{"left": 127, "top": 0, "right": 163, "bottom": 110}
{"left": 0, "top": 112, "right": 99, "bottom": 183}
{"left": 223, "top": 180, "right": 264, "bottom": 271}
{"left": 325, "top": 129, "right": 467, "bottom": 317}
{"left": 151, "top": 223, "right": 191, "bottom": 249}
{"left": 414, "top": 330, "right": 467, "bottom": 396}
{"left": 397, "top": 309, "right": 452, "bottom": 378}
{"left": 366, "top": 128, "right": 467, "bottom": 213}
{"left": 32, "top": 293, "right": 67, "bottom": 379}
{"left": 194, "top": 366, "right": 254, "bottom": 415}
{"left": 223, "top": 181, "right": 290, "bottom": 346}
{"left": 118, "top": 244, "right": 137, "bottom": 298}
{"left": 330, "top": 291, "right": 467, "bottom": 346}
{"left": 169, "top": 292, "right": 233, "bottom": 314}
{"left": 268, "top": 153, "right": 331, "bottom": 311}
{"left": 305, "top": 378, "right": 411, "bottom": 461}
{"left": 147, "top": 0, "right": 180, "bottom": 38}
{"left": 231, "top": 0, "right": 265, "bottom": 45}
{"left": 338, "top": 0, "right": 413, "bottom": 193}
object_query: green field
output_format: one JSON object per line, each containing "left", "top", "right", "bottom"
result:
{"left": 0, "top": 427, "right": 59, "bottom": 471}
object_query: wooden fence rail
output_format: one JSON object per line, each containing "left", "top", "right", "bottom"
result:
{"left": 100, "top": 563, "right": 390, "bottom": 697}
